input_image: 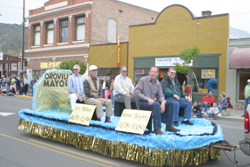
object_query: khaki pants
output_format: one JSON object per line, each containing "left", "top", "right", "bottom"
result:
{"left": 114, "top": 94, "right": 139, "bottom": 109}
{"left": 85, "top": 98, "right": 113, "bottom": 118}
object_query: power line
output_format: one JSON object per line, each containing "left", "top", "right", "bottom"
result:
{"left": 0, "top": 14, "right": 22, "bottom": 23}
{"left": 0, "top": 5, "right": 29, "bottom": 11}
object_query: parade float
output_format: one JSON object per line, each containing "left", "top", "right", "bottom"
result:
{"left": 18, "top": 69, "right": 223, "bottom": 167}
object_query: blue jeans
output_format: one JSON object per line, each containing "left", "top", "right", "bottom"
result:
{"left": 192, "top": 110, "right": 201, "bottom": 117}
{"left": 198, "top": 103, "right": 211, "bottom": 112}
{"left": 138, "top": 101, "right": 174, "bottom": 129}
{"left": 218, "top": 105, "right": 228, "bottom": 112}
{"left": 244, "top": 97, "right": 250, "bottom": 115}
{"left": 165, "top": 97, "right": 192, "bottom": 122}
{"left": 209, "top": 113, "right": 215, "bottom": 119}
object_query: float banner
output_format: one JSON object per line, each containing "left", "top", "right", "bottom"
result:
{"left": 59, "top": 97, "right": 71, "bottom": 114}
{"left": 117, "top": 36, "right": 120, "bottom": 67}
{"left": 116, "top": 109, "right": 152, "bottom": 135}
{"left": 33, "top": 69, "right": 72, "bottom": 111}
{"left": 68, "top": 104, "right": 96, "bottom": 126}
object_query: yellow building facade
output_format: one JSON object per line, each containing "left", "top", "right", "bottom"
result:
{"left": 128, "top": 5, "right": 229, "bottom": 101}
{"left": 89, "top": 4, "right": 229, "bottom": 101}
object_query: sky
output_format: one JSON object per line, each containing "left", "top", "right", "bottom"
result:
{"left": 0, "top": 0, "right": 250, "bottom": 33}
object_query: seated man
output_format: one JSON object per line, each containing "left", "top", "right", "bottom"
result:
{"left": 114, "top": 66, "right": 138, "bottom": 109}
{"left": 198, "top": 91, "right": 215, "bottom": 113}
{"left": 134, "top": 66, "right": 180, "bottom": 135}
{"left": 67, "top": 64, "right": 85, "bottom": 111}
{"left": 84, "top": 65, "right": 113, "bottom": 123}
{"left": 161, "top": 67, "right": 193, "bottom": 126}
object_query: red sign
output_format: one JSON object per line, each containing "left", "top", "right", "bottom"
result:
{"left": 117, "top": 36, "right": 120, "bottom": 67}
{"left": 135, "top": 69, "right": 144, "bottom": 74}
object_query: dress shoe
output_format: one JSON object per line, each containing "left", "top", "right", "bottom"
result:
{"left": 105, "top": 116, "right": 112, "bottom": 123}
{"left": 153, "top": 129, "right": 164, "bottom": 135}
{"left": 97, "top": 118, "right": 101, "bottom": 121}
{"left": 173, "top": 121, "right": 179, "bottom": 126}
{"left": 165, "top": 125, "right": 180, "bottom": 132}
{"left": 182, "top": 120, "right": 194, "bottom": 125}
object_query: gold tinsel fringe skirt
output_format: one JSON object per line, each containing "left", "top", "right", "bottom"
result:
{"left": 18, "top": 118, "right": 220, "bottom": 166}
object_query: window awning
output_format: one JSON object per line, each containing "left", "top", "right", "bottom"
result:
{"left": 229, "top": 48, "right": 250, "bottom": 69}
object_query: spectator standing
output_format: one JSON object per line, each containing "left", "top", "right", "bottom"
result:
{"left": 30, "top": 77, "right": 37, "bottom": 96}
{"left": 243, "top": 79, "right": 250, "bottom": 117}
{"left": 0, "top": 75, "right": 4, "bottom": 91}
{"left": 67, "top": 64, "right": 85, "bottom": 111}
{"left": 16, "top": 76, "right": 20, "bottom": 95}
{"left": 23, "top": 76, "right": 29, "bottom": 95}
{"left": 104, "top": 87, "right": 109, "bottom": 99}
{"left": 198, "top": 91, "right": 215, "bottom": 113}
{"left": 114, "top": 66, "right": 138, "bottom": 109}
{"left": 109, "top": 78, "right": 115, "bottom": 104}
{"left": 19, "top": 76, "right": 24, "bottom": 95}
{"left": 5, "top": 78, "right": 11, "bottom": 92}
{"left": 102, "top": 77, "right": 109, "bottom": 98}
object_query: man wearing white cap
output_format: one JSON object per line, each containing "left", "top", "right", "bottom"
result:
{"left": 243, "top": 79, "right": 250, "bottom": 117}
{"left": 84, "top": 65, "right": 113, "bottom": 123}
{"left": 67, "top": 64, "right": 85, "bottom": 110}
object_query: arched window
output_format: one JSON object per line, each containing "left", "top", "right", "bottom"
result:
{"left": 107, "top": 19, "right": 117, "bottom": 43}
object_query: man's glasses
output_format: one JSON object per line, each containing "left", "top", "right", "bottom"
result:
{"left": 170, "top": 72, "right": 176, "bottom": 74}
{"left": 122, "top": 70, "right": 127, "bottom": 72}
{"left": 73, "top": 69, "right": 78, "bottom": 71}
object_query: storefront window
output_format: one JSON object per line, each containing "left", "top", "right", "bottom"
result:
{"left": 134, "top": 69, "right": 150, "bottom": 83}
{"left": 191, "top": 69, "right": 218, "bottom": 93}
{"left": 238, "top": 71, "right": 250, "bottom": 100}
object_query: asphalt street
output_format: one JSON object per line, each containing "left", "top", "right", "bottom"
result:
{"left": 0, "top": 96, "right": 250, "bottom": 167}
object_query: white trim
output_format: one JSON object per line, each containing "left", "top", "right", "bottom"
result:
{"left": 31, "top": 45, "right": 40, "bottom": 48}
{"left": 45, "top": 1, "right": 68, "bottom": 11}
{"left": 29, "top": 11, "right": 90, "bottom": 26}
{"left": 28, "top": 54, "right": 88, "bottom": 60}
{"left": 25, "top": 44, "right": 90, "bottom": 53}
{"left": 57, "top": 42, "right": 68, "bottom": 45}
{"left": 72, "top": 40, "right": 85, "bottom": 43}
{"left": 27, "top": 2, "right": 93, "bottom": 20}
{"left": 43, "top": 44, "right": 53, "bottom": 47}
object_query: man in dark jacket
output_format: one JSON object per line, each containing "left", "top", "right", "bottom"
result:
{"left": 161, "top": 67, "right": 193, "bottom": 126}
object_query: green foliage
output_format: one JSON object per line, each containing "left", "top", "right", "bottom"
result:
{"left": 174, "top": 45, "right": 200, "bottom": 75}
{"left": 0, "top": 23, "right": 28, "bottom": 55}
{"left": 59, "top": 58, "right": 87, "bottom": 75}
{"left": 6, "top": 50, "right": 20, "bottom": 56}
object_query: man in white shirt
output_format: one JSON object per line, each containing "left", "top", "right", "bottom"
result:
{"left": 67, "top": 64, "right": 85, "bottom": 110}
{"left": 114, "top": 66, "right": 138, "bottom": 109}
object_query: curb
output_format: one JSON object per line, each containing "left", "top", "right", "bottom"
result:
{"left": 14, "top": 95, "right": 33, "bottom": 99}
{"left": 216, "top": 116, "right": 244, "bottom": 122}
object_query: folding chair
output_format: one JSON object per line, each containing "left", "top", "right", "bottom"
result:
{"left": 221, "top": 97, "right": 233, "bottom": 116}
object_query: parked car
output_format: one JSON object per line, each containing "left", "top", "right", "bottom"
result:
{"left": 239, "top": 104, "right": 250, "bottom": 156}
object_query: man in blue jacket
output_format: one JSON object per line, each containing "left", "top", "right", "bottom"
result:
{"left": 161, "top": 67, "right": 193, "bottom": 126}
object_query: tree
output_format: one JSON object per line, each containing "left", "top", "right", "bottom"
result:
{"left": 6, "top": 49, "right": 20, "bottom": 56}
{"left": 59, "top": 58, "right": 87, "bottom": 75}
{"left": 174, "top": 45, "right": 200, "bottom": 76}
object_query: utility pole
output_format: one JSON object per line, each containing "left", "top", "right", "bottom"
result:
{"left": 21, "top": 0, "right": 25, "bottom": 75}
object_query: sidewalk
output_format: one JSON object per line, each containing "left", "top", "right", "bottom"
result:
{"left": 215, "top": 109, "right": 245, "bottom": 122}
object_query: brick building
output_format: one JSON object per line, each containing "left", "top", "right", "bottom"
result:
{"left": 25, "top": 0, "right": 158, "bottom": 77}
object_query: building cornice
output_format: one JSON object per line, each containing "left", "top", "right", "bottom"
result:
{"left": 27, "top": 2, "right": 93, "bottom": 20}
{"left": 28, "top": 54, "right": 88, "bottom": 60}
{"left": 25, "top": 44, "right": 90, "bottom": 53}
